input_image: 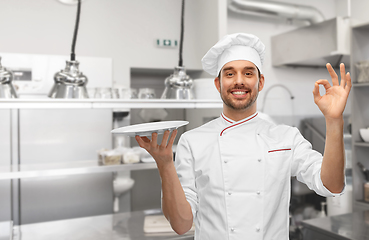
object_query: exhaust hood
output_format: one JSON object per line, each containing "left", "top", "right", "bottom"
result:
{"left": 271, "top": 17, "right": 351, "bottom": 68}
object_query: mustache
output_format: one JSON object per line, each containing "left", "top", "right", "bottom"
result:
{"left": 229, "top": 86, "right": 252, "bottom": 91}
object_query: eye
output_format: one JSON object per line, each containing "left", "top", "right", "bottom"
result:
{"left": 245, "top": 72, "right": 252, "bottom": 76}
{"left": 225, "top": 72, "right": 234, "bottom": 77}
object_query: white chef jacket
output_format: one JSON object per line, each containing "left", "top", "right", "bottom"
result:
{"left": 174, "top": 112, "right": 345, "bottom": 240}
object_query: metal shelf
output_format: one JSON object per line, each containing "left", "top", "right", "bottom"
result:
{"left": 355, "top": 200, "right": 369, "bottom": 207}
{"left": 353, "top": 83, "right": 369, "bottom": 87}
{"left": 0, "top": 99, "right": 223, "bottom": 109}
{"left": 354, "top": 142, "right": 369, "bottom": 147}
{"left": 0, "top": 161, "right": 157, "bottom": 180}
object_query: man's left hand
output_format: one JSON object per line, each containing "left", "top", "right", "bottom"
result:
{"left": 313, "top": 63, "right": 352, "bottom": 120}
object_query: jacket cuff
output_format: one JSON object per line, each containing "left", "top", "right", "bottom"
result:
{"left": 315, "top": 170, "right": 346, "bottom": 197}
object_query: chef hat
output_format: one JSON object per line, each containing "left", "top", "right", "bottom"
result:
{"left": 201, "top": 33, "right": 265, "bottom": 76}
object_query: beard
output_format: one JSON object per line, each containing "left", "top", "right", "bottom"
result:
{"left": 219, "top": 84, "right": 259, "bottom": 110}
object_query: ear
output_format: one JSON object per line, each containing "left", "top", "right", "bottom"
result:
{"left": 258, "top": 74, "right": 265, "bottom": 92}
{"left": 214, "top": 77, "right": 221, "bottom": 93}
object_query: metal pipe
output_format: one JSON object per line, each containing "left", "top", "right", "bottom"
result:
{"left": 228, "top": 0, "right": 325, "bottom": 24}
{"left": 260, "top": 84, "right": 294, "bottom": 113}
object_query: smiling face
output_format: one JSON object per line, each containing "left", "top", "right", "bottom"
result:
{"left": 215, "top": 60, "right": 264, "bottom": 117}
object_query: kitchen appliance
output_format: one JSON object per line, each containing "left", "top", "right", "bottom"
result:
{"left": 48, "top": 60, "right": 88, "bottom": 98}
{"left": 161, "top": 66, "right": 194, "bottom": 99}
{"left": 271, "top": 17, "right": 351, "bottom": 68}
{"left": 0, "top": 56, "right": 18, "bottom": 98}
{"left": 48, "top": 0, "right": 89, "bottom": 98}
{"left": 228, "top": 0, "right": 325, "bottom": 25}
{"left": 161, "top": 0, "right": 194, "bottom": 100}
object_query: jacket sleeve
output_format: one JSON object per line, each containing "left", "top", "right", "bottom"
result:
{"left": 290, "top": 127, "right": 345, "bottom": 197}
{"left": 174, "top": 134, "right": 198, "bottom": 219}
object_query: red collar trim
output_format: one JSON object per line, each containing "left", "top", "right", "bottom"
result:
{"left": 220, "top": 113, "right": 258, "bottom": 136}
{"left": 221, "top": 113, "right": 234, "bottom": 124}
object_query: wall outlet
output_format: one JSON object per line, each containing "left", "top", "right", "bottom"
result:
{"left": 156, "top": 39, "right": 178, "bottom": 48}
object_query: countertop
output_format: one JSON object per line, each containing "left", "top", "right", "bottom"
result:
{"left": 302, "top": 210, "right": 369, "bottom": 240}
{"left": 0, "top": 221, "right": 12, "bottom": 240}
{"left": 12, "top": 209, "right": 194, "bottom": 240}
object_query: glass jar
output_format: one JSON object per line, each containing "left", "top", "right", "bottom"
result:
{"left": 138, "top": 88, "right": 156, "bottom": 99}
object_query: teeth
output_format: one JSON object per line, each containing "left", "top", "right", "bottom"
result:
{"left": 232, "top": 91, "right": 247, "bottom": 95}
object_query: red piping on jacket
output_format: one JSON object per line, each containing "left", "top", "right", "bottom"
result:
{"left": 221, "top": 113, "right": 233, "bottom": 124}
{"left": 268, "top": 148, "right": 292, "bottom": 153}
{"left": 220, "top": 113, "right": 258, "bottom": 136}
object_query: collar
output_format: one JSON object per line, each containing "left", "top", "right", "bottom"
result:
{"left": 221, "top": 112, "right": 259, "bottom": 124}
{"left": 220, "top": 112, "right": 259, "bottom": 136}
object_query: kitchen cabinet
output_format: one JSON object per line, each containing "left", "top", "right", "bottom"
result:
{"left": 351, "top": 21, "right": 369, "bottom": 212}
{"left": 0, "top": 99, "right": 222, "bottom": 228}
{"left": 0, "top": 99, "right": 222, "bottom": 180}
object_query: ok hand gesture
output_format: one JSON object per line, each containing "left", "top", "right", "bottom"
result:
{"left": 313, "top": 63, "right": 352, "bottom": 120}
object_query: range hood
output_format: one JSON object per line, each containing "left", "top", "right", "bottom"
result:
{"left": 271, "top": 17, "right": 351, "bottom": 68}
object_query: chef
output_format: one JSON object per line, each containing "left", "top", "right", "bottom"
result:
{"left": 136, "top": 33, "right": 351, "bottom": 239}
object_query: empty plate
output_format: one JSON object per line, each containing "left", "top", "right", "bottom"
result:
{"left": 111, "top": 121, "right": 189, "bottom": 137}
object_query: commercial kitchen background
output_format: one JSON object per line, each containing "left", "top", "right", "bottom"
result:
{"left": 1, "top": 0, "right": 369, "bottom": 238}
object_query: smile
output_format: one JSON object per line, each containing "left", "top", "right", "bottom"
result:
{"left": 232, "top": 91, "right": 248, "bottom": 95}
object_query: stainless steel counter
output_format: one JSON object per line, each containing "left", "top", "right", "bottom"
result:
{"left": 13, "top": 209, "right": 194, "bottom": 240}
{"left": 302, "top": 210, "right": 369, "bottom": 240}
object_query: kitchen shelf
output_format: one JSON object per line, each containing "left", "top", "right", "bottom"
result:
{"left": 355, "top": 200, "right": 369, "bottom": 210}
{"left": 353, "top": 82, "right": 369, "bottom": 87}
{"left": 0, "top": 99, "right": 223, "bottom": 109}
{"left": 351, "top": 21, "right": 369, "bottom": 212}
{"left": 0, "top": 161, "right": 157, "bottom": 180}
{"left": 354, "top": 142, "right": 369, "bottom": 147}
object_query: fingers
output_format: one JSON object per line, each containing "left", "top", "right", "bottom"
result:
{"left": 135, "top": 135, "right": 148, "bottom": 149}
{"left": 316, "top": 79, "right": 331, "bottom": 90}
{"left": 345, "top": 72, "right": 352, "bottom": 93}
{"left": 168, "top": 129, "right": 178, "bottom": 147}
{"left": 326, "top": 63, "right": 339, "bottom": 86}
{"left": 151, "top": 132, "right": 158, "bottom": 146}
{"left": 313, "top": 79, "right": 331, "bottom": 103}
{"left": 340, "top": 63, "right": 346, "bottom": 87}
{"left": 135, "top": 130, "right": 178, "bottom": 151}
{"left": 160, "top": 130, "right": 170, "bottom": 148}
{"left": 312, "top": 81, "right": 322, "bottom": 103}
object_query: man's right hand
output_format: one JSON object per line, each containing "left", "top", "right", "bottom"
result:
{"left": 135, "top": 129, "right": 193, "bottom": 235}
{"left": 135, "top": 129, "right": 178, "bottom": 168}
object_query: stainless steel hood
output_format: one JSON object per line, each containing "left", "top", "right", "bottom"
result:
{"left": 271, "top": 17, "right": 351, "bottom": 68}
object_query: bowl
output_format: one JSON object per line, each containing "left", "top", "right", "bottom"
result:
{"left": 359, "top": 128, "right": 369, "bottom": 142}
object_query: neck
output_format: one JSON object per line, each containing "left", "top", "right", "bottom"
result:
{"left": 222, "top": 104, "right": 257, "bottom": 122}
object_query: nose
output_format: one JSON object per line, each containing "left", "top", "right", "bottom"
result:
{"left": 234, "top": 72, "right": 245, "bottom": 85}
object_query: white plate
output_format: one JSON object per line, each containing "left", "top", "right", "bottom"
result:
{"left": 111, "top": 121, "right": 189, "bottom": 137}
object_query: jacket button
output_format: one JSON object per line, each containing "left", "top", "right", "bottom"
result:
{"left": 224, "top": 160, "right": 228, "bottom": 163}
{"left": 258, "top": 159, "right": 261, "bottom": 162}
{"left": 257, "top": 191, "right": 261, "bottom": 195}
{"left": 228, "top": 192, "right": 232, "bottom": 195}
{"left": 231, "top": 228, "right": 235, "bottom": 232}
{"left": 256, "top": 227, "right": 260, "bottom": 232}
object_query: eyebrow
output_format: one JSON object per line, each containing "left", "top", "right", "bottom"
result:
{"left": 222, "top": 66, "right": 257, "bottom": 72}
